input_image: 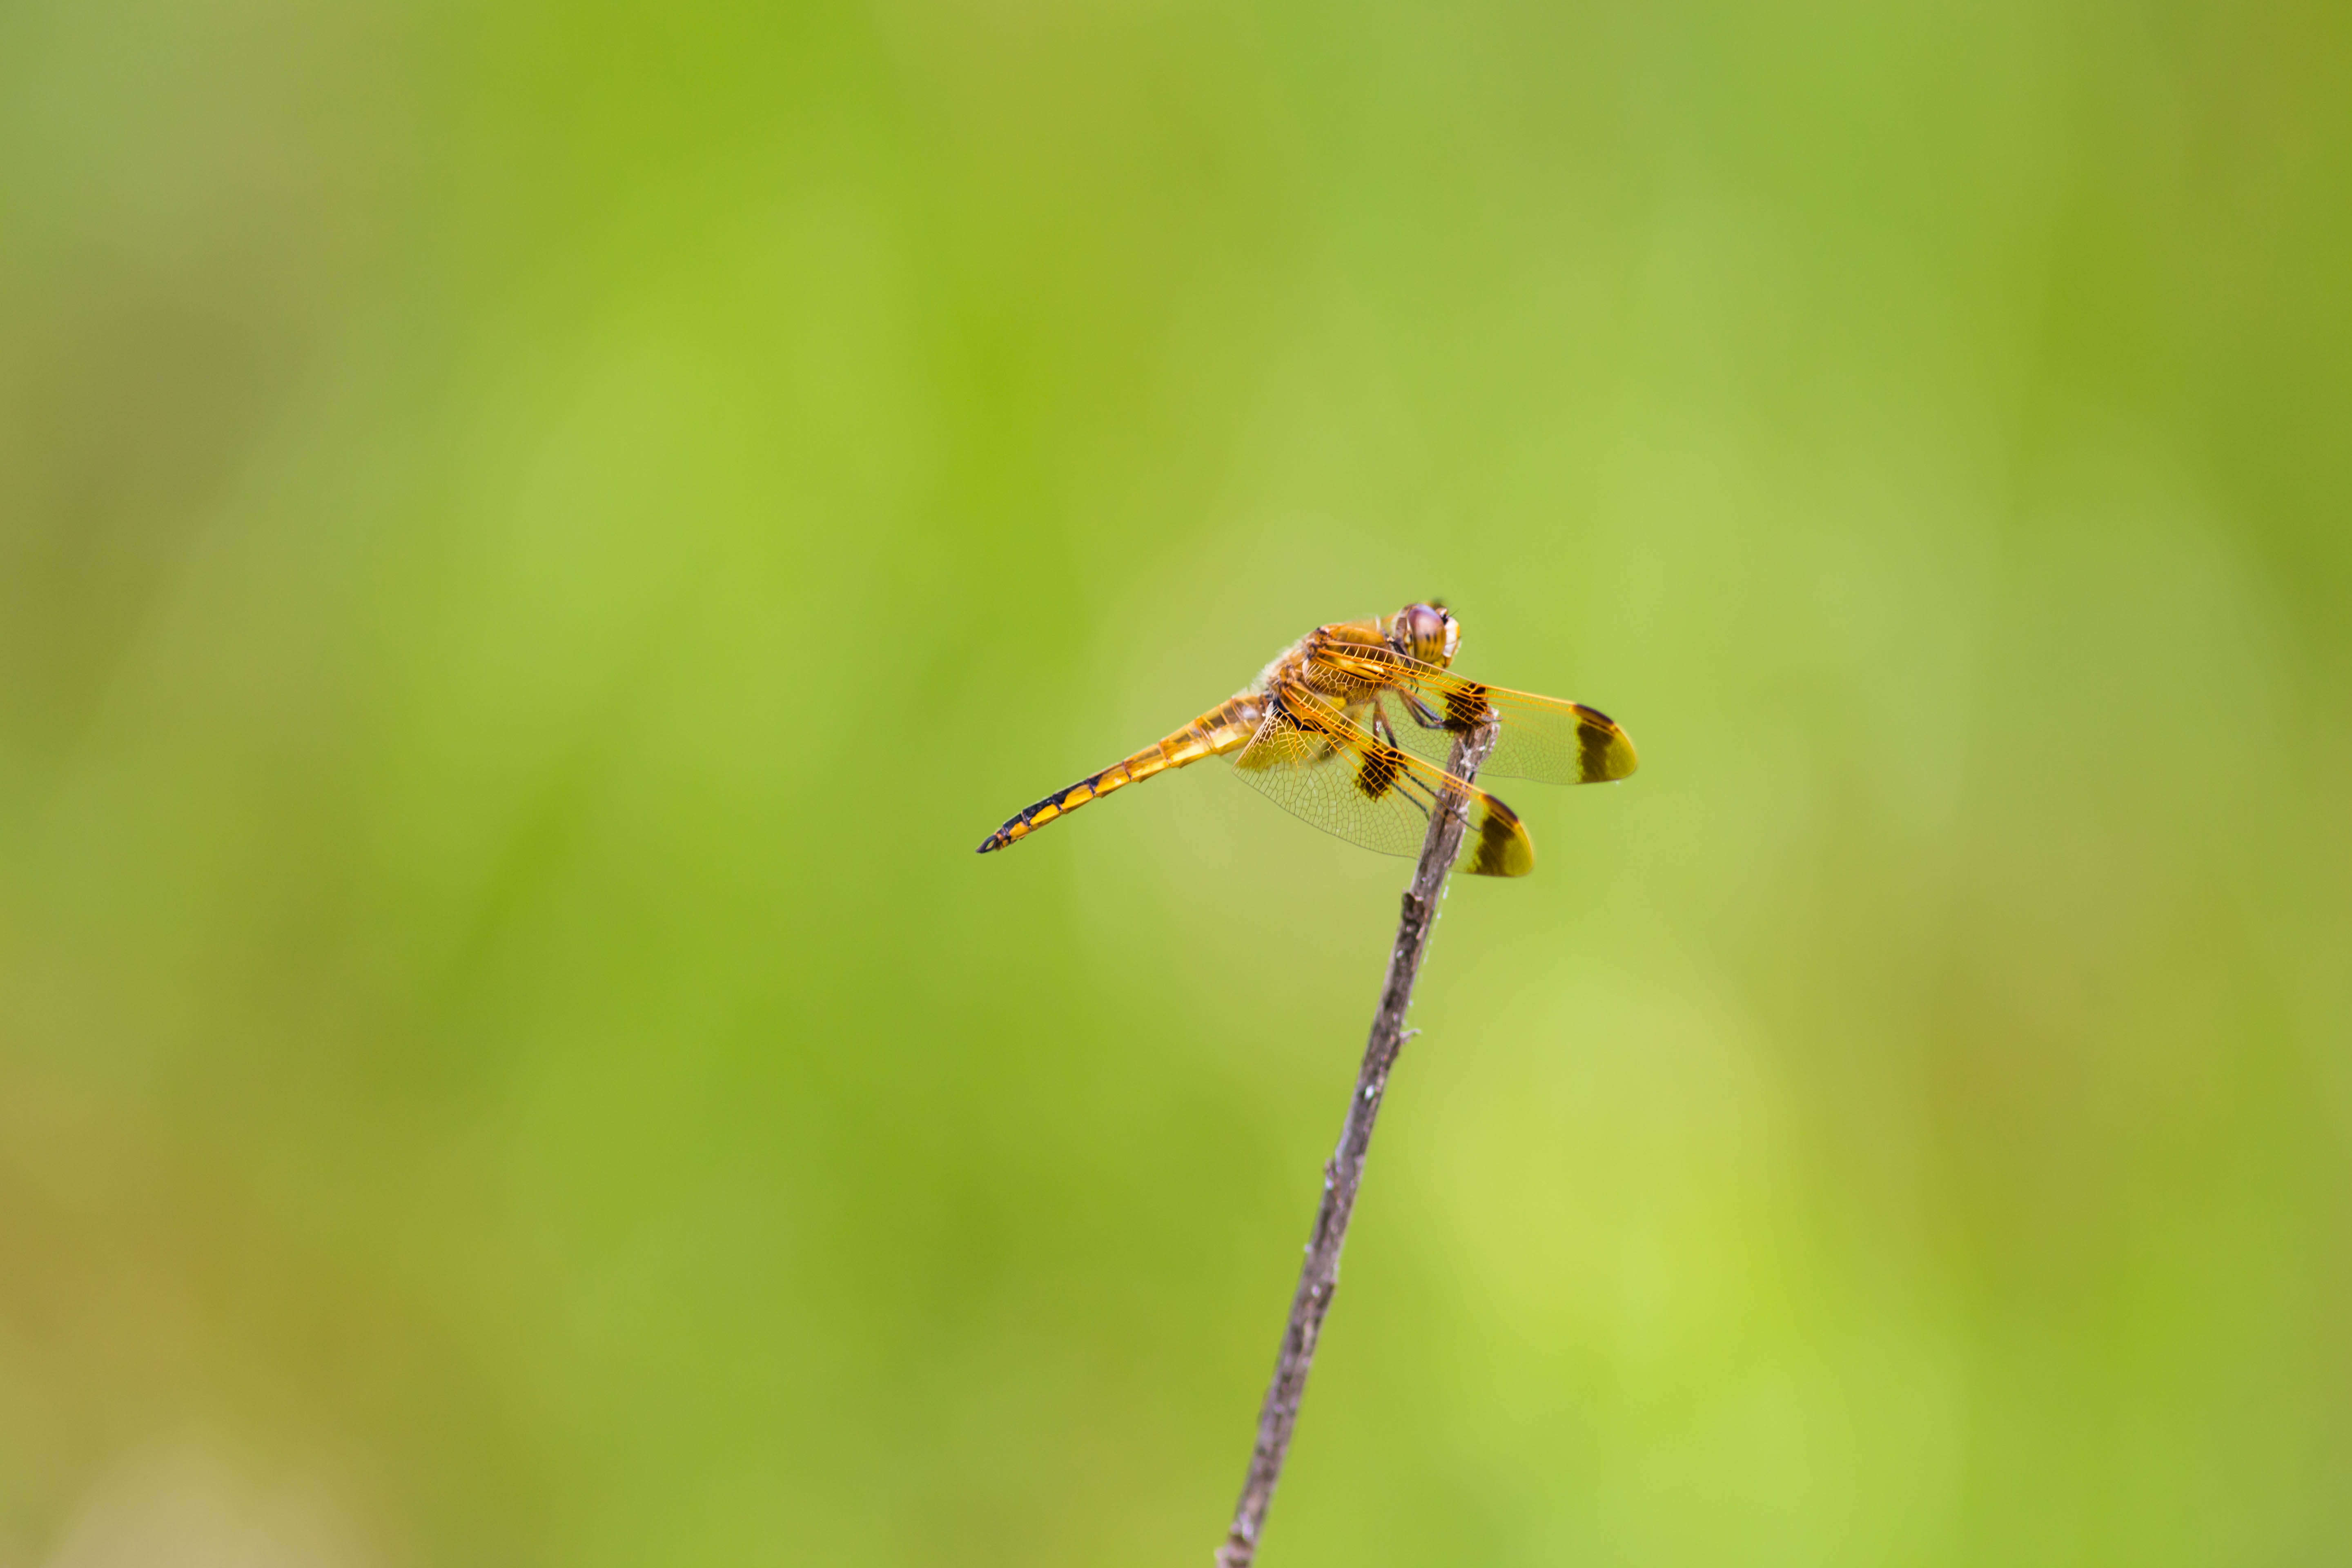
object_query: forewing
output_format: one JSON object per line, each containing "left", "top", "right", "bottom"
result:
{"left": 1231, "top": 687, "right": 1535, "bottom": 875}
{"left": 1319, "top": 645, "right": 1638, "bottom": 786}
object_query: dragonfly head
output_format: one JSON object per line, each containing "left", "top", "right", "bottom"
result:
{"left": 1395, "top": 602, "right": 1459, "bottom": 668}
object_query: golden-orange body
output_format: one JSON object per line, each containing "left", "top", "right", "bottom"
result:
{"left": 976, "top": 604, "right": 1635, "bottom": 875}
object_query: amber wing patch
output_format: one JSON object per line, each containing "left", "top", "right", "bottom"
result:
{"left": 1308, "top": 646, "right": 1636, "bottom": 786}
{"left": 1231, "top": 686, "right": 1535, "bottom": 875}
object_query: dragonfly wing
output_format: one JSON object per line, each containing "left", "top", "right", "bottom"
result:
{"left": 1231, "top": 686, "right": 1535, "bottom": 875}
{"left": 1319, "top": 646, "right": 1638, "bottom": 786}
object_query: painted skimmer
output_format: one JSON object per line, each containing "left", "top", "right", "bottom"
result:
{"left": 976, "top": 603, "right": 1636, "bottom": 876}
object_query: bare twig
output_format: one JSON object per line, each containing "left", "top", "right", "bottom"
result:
{"left": 1214, "top": 722, "right": 1499, "bottom": 1568}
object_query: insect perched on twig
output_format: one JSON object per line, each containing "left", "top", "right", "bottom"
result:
{"left": 976, "top": 601, "right": 1638, "bottom": 874}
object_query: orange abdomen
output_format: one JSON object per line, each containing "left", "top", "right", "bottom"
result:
{"left": 976, "top": 694, "right": 1263, "bottom": 854}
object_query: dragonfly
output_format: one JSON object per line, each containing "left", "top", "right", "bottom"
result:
{"left": 976, "top": 602, "right": 1637, "bottom": 876}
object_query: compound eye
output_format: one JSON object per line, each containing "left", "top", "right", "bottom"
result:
{"left": 1401, "top": 604, "right": 1452, "bottom": 662}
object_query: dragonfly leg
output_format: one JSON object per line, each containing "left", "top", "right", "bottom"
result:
{"left": 1401, "top": 692, "right": 1448, "bottom": 730}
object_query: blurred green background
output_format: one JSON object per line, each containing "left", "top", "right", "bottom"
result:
{"left": 3, "top": 0, "right": 2348, "bottom": 1563}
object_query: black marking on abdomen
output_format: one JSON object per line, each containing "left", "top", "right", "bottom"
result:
{"left": 1356, "top": 747, "right": 1403, "bottom": 801}
{"left": 1442, "top": 682, "right": 1489, "bottom": 731}
{"left": 977, "top": 775, "right": 1092, "bottom": 853}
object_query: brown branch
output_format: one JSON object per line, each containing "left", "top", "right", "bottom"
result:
{"left": 1214, "top": 721, "right": 1499, "bottom": 1568}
